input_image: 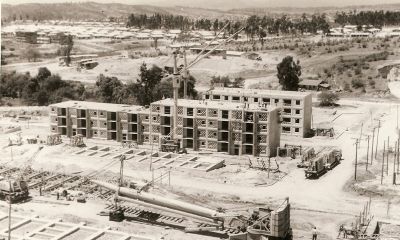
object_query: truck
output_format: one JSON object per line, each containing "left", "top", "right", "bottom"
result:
{"left": 305, "top": 148, "right": 342, "bottom": 178}
{"left": 324, "top": 148, "right": 342, "bottom": 170}
{"left": 0, "top": 179, "right": 29, "bottom": 203}
{"left": 305, "top": 156, "right": 327, "bottom": 178}
{"left": 297, "top": 147, "right": 315, "bottom": 168}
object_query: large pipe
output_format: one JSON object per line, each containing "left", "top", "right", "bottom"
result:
{"left": 93, "top": 180, "right": 223, "bottom": 220}
{"left": 117, "top": 196, "right": 220, "bottom": 225}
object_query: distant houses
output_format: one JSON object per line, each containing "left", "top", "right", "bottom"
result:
{"left": 299, "top": 80, "right": 331, "bottom": 91}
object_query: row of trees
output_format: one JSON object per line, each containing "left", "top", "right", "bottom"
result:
{"left": 0, "top": 68, "right": 85, "bottom": 106}
{"left": 1, "top": 64, "right": 197, "bottom": 106}
{"left": 335, "top": 10, "right": 400, "bottom": 27}
{"left": 96, "top": 63, "right": 197, "bottom": 106}
{"left": 245, "top": 14, "right": 330, "bottom": 44}
{"left": 126, "top": 13, "right": 330, "bottom": 37}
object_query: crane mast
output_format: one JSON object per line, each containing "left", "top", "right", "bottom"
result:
{"left": 172, "top": 51, "right": 180, "bottom": 141}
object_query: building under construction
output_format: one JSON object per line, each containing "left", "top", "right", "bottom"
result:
{"left": 49, "top": 99, "right": 281, "bottom": 157}
{"left": 203, "top": 88, "right": 312, "bottom": 137}
{"left": 49, "top": 101, "right": 148, "bottom": 142}
{"left": 149, "top": 98, "right": 281, "bottom": 157}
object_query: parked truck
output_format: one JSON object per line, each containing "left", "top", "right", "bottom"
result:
{"left": 0, "top": 179, "right": 29, "bottom": 203}
{"left": 305, "top": 156, "right": 327, "bottom": 178}
{"left": 305, "top": 148, "right": 342, "bottom": 179}
{"left": 324, "top": 148, "right": 342, "bottom": 169}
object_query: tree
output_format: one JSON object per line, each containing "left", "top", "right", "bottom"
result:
{"left": 134, "top": 63, "right": 163, "bottom": 106}
{"left": 25, "top": 48, "right": 41, "bottom": 62}
{"left": 60, "top": 35, "right": 74, "bottom": 66}
{"left": 211, "top": 75, "right": 230, "bottom": 87}
{"left": 95, "top": 74, "right": 124, "bottom": 103}
{"left": 37, "top": 67, "right": 51, "bottom": 81}
{"left": 179, "top": 75, "right": 197, "bottom": 98}
{"left": 37, "top": 90, "right": 49, "bottom": 106}
{"left": 277, "top": 56, "right": 301, "bottom": 91}
{"left": 318, "top": 91, "right": 339, "bottom": 107}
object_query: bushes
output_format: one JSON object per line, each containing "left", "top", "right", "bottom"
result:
{"left": 351, "top": 78, "right": 365, "bottom": 89}
{"left": 368, "top": 79, "right": 376, "bottom": 88}
{"left": 25, "top": 47, "right": 41, "bottom": 62}
{"left": 318, "top": 91, "right": 339, "bottom": 107}
{"left": 1, "top": 68, "right": 85, "bottom": 105}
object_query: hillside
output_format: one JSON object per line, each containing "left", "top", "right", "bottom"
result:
{"left": 1, "top": 2, "right": 244, "bottom": 21}
{"left": 2, "top": 2, "right": 400, "bottom": 22}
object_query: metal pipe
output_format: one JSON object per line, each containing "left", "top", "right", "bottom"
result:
{"left": 92, "top": 180, "right": 223, "bottom": 220}
{"left": 116, "top": 196, "right": 220, "bottom": 224}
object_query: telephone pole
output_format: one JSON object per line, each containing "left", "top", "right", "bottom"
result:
{"left": 355, "top": 139, "right": 359, "bottom": 181}
{"left": 397, "top": 104, "right": 399, "bottom": 129}
{"left": 387, "top": 136, "right": 390, "bottom": 175}
{"left": 8, "top": 181, "right": 11, "bottom": 240}
{"left": 375, "top": 120, "right": 381, "bottom": 159}
{"left": 381, "top": 141, "right": 385, "bottom": 185}
{"left": 366, "top": 135, "right": 370, "bottom": 171}
{"left": 393, "top": 141, "right": 397, "bottom": 185}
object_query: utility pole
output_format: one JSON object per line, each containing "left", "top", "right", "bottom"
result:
{"left": 397, "top": 104, "right": 399, "bottom": 129}
{"left": 119, "top": 155, "right": 126, "bottom": 188}
{"left": 397, "top": 140, "right": 400, "bottom": 174}
{"left": 8, "top": 181, "right": 11, "bottom": 240}
{"left": 172, "top": 51, "right": 179, "bottom": 140}
{"left": 381, "top": 141, "right": 385, "bottom": 185}
{"left": 366, "top": 135, "right": 370, "bottom": 171}
{"left": 375, "top": 120, "right": 381, "bottom": 159}
{"left": 371, "top": 128, "right": 375, "bottom": 164}
{"left": 268, "top": 157, "right": 271, "bottom": 179}
{"left": 394, "top": 141, "right": 397, "bottom": 185}
{"left": 387, "top": 136, "right": 390, "bottom": 175}
{"left": 149, "top": 135, "right": 154, "bottom": 171}
{"left": 355, "top": 139, "right": 359, "bottom": 181}
{"left": 182, "top": 49, "right": 189, "bottom": 99}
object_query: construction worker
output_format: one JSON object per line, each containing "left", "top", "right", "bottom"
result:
{"left": 312, "top": 226, "right": 318, "bottom": 240}
{"left": 337, "top": 224, "right": 348, "bottom": 238}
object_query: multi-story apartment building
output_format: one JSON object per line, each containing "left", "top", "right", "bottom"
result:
{"left": 149, "top": 99, "right": 281, "bottom": 157}
{"left": 49, "top": 99, "right": 281, "bottom": 157}
{"left": 49, "top": 101, "right": 148, "bottom": 143}
{"left": 202, "top": 88, "right": 312, "bottom": 137}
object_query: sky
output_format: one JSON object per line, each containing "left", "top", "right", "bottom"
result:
{"left": 1, "top": 0, "right": 399, "bottom": 9}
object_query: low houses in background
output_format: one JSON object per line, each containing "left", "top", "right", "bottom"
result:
{"left": 298, "top": 80, "right": 330, "bottom": 91}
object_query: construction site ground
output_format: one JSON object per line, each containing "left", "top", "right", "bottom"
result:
{"left": 1, "top": 89, "right": 400, "bottom": 239}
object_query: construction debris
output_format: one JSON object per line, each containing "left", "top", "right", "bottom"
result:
{"left": 70, "top": 134, "right": 85, "bottom": 147}
{"left": 47, "top": 134, "right": 62, "bottom": 145}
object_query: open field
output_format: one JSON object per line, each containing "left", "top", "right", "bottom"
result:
{"left": 3, "top": 32, "right": 400, "bottom": 97}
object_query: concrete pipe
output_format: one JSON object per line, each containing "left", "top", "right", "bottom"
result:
{"left": 92, "top": 180, "right": 223, "bottom": 220}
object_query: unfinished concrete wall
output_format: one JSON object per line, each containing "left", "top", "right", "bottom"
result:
{"left": 203, "top": 89, "right": 312, "bottom": 138}
{"left": 303, "top": 94, "right": 313, "bottom": 137}
{"left": 267, "top": 107, "right": 281, "bottom": 157}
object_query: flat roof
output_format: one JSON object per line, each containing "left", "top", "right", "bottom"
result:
{"left": 204, "top": 87, "right": 311, "bottom": 99}
{"left": 151, "top": 98, "right": 278, "bottom": 112}
{"left": 50, "top": 101, "right": 147, "bottom": 113}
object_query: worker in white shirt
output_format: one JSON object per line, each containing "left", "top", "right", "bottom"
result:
{"left": 312, "top": 226, "right": 318, "bottom": 240}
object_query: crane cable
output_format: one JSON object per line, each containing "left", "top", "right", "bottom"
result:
{"left": 188, "top": 21, "right": 230, "bottom": 67}
{"left": 181, "top": 24, "right": 247, "bottom": 74}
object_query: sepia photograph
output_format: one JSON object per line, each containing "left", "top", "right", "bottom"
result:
{"left": 0, "top": 0, "right": 400, "bottom": 239}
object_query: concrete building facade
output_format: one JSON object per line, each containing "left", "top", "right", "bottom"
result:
{"left": 49, "top": 99, "right": 281, "bottom": 157}
{"left": 202, "top": 88, "right": 312, "bottom": 137}
{"left": 49, "top": 101, "right": 148, "bottom": 143}
{"left": 149, "top": 99, "right": 281, "bottom": 157}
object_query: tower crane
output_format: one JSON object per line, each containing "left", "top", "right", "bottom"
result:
{"left": 161, "top": 24, "right": 247, "bottom": 152}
